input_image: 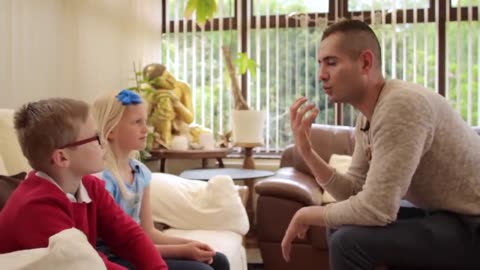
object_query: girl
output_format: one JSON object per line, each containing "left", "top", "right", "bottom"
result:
{"left": 93, "top": 89, "right": 229, "bottom": 270}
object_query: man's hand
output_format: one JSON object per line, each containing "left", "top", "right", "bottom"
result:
{"left": 281, "top": 206, "right": 325, "bottom": 262}
{"left": 183, "top": 241, "right": 216, "bottom": 264}
{"left": 281, "top": 207, "right": 310, "bottom": 262}
{"left": 290, "top": 97, "right": 320, "bottom": 156}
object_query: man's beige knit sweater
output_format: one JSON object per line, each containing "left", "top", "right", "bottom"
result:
{"left": 322, "top": 80, "right": 480, "bottom": 228}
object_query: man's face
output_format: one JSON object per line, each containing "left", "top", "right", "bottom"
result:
{"left": 317, "top": 33, "right": 367, "bottom": 104}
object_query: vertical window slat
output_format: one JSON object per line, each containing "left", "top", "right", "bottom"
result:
{"left": 391, "top": 1, "right": 397, "bottom": 79}
{"left": 218, "top": 0, "right": 224, "bottom": 133}
{"left": 265, "top": 0, "right": 271, "bottom": 151}
{"left": 467, "top": 4, "right": 473, "bottom": 124}
{"left": 254, "top": 2, "right": 260, "bottom": 110}
{"left": 423, "top": 2, "right": 429, "bottom": 88}
{"left": 275, "top": 3, "right": 280, "bottom": 152}
{"left": 456, "top": 2, "right": 462, "bottom": 113}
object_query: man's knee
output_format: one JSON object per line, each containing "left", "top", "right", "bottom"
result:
{"left": 329, "top": 226, "right": 376, "bottom": 253}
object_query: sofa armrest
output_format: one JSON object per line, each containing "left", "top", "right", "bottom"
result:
{"left": 279, "top": 144, "right": 295, "bottom": 168}
{"left": 255, "top": 167, "right": 323, "bottom": 206}
{"left": 255, "top": 169, "right": 328, "bottom": 250}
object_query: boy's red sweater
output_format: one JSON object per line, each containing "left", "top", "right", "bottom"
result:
{"left": 0, "top": 172, "right": 167, "bottom": 270}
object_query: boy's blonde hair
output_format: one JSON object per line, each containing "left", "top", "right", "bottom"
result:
{"left": 14, "top": 98, "right": 90, "bottom": 171}
{"left": 93, "top": 90, "right": 142, "bottom": 200}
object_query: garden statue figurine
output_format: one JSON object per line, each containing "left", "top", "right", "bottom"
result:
{"left": 142, "top": 63, "right": 212, "bottom": 149}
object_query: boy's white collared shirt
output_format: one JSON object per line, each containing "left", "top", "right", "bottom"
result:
{"left": 36, "top": 171, "right": 92, "bottom": 203}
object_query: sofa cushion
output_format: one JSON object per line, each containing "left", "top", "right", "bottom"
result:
{"left": 0, "top": 172, "right": 27, "bottom": 211}
{"left": 293, "top": 124, "right": 355, "bottom": 176}
{"left": 163, "top": 229, "right": 247, "bottom": 270}
{"left": 323, "top": 154, "right": 353, "bottom": 204}
{"left": 0, "top": 109, "right": 31, "bottom": 174}
{"left": 150, "top": 173, "right": 249, "bottom": 235}
{"left": 0, "top": 228, "right": 106, "bottom": 270}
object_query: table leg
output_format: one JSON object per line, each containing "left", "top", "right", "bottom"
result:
{"left": 217, "top": 158, "right": 224, "bottom": 168}
{"left": 245, "top": 178, "right": 255, "bottom": 229}
{"left": 245, "top": 178, "right": 258, "bottom": 248}
{"left": 243, "top": 147, "right": 256, "bottom": 169}
{"left": 160, "top": 158, "right": 166, "bottom": 173}
{"left": 202, "top": 158, "right": 207, "bottom": 168}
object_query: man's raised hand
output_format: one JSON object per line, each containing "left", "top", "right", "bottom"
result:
{"left": 289, "top": 97, "right": 319, "bottom": 155}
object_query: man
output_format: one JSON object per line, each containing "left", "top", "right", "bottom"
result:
{"left": 282, "top": 19, "right": 480, "bottom": 270}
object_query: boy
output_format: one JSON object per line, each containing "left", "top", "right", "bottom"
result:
{"left": 0, "top": 98, "right": 167, "bottom": 270}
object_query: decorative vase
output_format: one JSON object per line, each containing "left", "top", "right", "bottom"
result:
{"left": 231, "top": 110, "right": 266, "bottom": 146}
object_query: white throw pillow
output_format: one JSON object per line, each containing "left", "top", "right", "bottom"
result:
{"left": 150, "top": 173, "right": 249, "bottom": 235}
{"left": 0, "top": 228, "right": 106, "bottom": 270}
{"left": 0, "top": 109, "right": 30, "bottom": 174}
{"left": 324, "top": 154, "right": 353, "bottom": 203}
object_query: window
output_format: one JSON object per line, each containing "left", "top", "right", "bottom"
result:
{"left": 167, "top": 0, "right": 235, "bottom": 19}
{"left": 253, "top": 0, "right": 329, "bottom": 15}
{"left": 451, "top": 0, "right": 479, "bottom": 7}
{"left": 348, "top": 0, "right": 429, "bottom": 11}
{"left": 161, "top": 0, "right": 479, "bottom": 152}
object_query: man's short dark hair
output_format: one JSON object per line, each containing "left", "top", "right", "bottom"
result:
{"left": 321, "top": 19, "right": 382, "bottom": 67}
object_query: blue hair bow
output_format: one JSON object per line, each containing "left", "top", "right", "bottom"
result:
{"left": 116, "top": 89, "right": 142, "bottom": 105}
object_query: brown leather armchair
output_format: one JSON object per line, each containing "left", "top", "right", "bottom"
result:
{"left": 255, "top": 124, "right": 355, "bottom": 270}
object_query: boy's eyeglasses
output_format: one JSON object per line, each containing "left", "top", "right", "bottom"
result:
{"left": 59, "top": 134, "right": 101, "bottom": 149}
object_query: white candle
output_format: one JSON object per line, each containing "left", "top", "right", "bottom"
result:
{"left": 199, "top": 133, "right": 215, "bottom": 150}
{"left": 170, "top": 135, "right": 189, "bottom": 150}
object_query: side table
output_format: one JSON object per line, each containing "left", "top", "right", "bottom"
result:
{"left": 149, "top": 148, "right": 230, "bottom": 172}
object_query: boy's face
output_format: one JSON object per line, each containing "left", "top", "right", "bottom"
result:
{"left": 64, "top": 114, "right": 105, "bottom": 175}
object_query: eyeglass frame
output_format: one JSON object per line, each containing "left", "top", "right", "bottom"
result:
{"left": 58, "top": 134, "right": 101, "bottom": 149}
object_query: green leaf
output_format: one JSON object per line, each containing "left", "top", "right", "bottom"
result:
{"left": 235, "top": 52, "right": 259, "bottom": 78}
{"left": 184, "top": 0, "right": 197, "bottom": 19}
{"left": 185, "top": 0, "right": 217, "bottom": 28}
{"left": 248, "top": 58, "right": 257, "bottom": 78}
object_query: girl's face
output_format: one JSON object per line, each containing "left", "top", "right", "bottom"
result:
{"left": 109, "top": 103, "right": 148, "bottom": 152}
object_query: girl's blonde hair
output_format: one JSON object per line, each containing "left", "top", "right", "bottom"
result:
{"left": 93, "top": 90, "right": 141, "bottom": 200}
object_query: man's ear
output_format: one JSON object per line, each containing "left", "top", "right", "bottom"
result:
{"left": 51, "top": 149, "right": 70, "bottom": 167}
{"left": 360, "top": 49, "right": 374, "bottom": 74}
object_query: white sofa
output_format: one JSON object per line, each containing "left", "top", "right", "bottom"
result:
{"left": 0, "top": 108, "right": 249, "bottom": 270}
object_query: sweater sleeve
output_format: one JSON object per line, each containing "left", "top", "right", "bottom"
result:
{"left": 16, "top": 197, "right": 75, "bottom": 249}
{"left": 92, "top": 177, "right": 167, "bottom": 270}
{"left": 321, "top": 117, "right": 370, "bottom": 200}
{"left": 323, "top": 92, "right": 435, "bottom": 228}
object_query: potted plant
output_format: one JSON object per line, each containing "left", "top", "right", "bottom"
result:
{"left": 185, "top": 0, "right": 265, "bottom": 147}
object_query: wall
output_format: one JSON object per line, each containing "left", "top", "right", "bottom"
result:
{"left": 0, "top": 0, "right": 163, "bottom": 109}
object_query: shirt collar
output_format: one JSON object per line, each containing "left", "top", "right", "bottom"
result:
{"left": 35, "top": 171, "right": 92, "bottom": 203}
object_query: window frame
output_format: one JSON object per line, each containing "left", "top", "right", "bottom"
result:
{"left": 161, "top": 0, "right": 479, "bottom": 151}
